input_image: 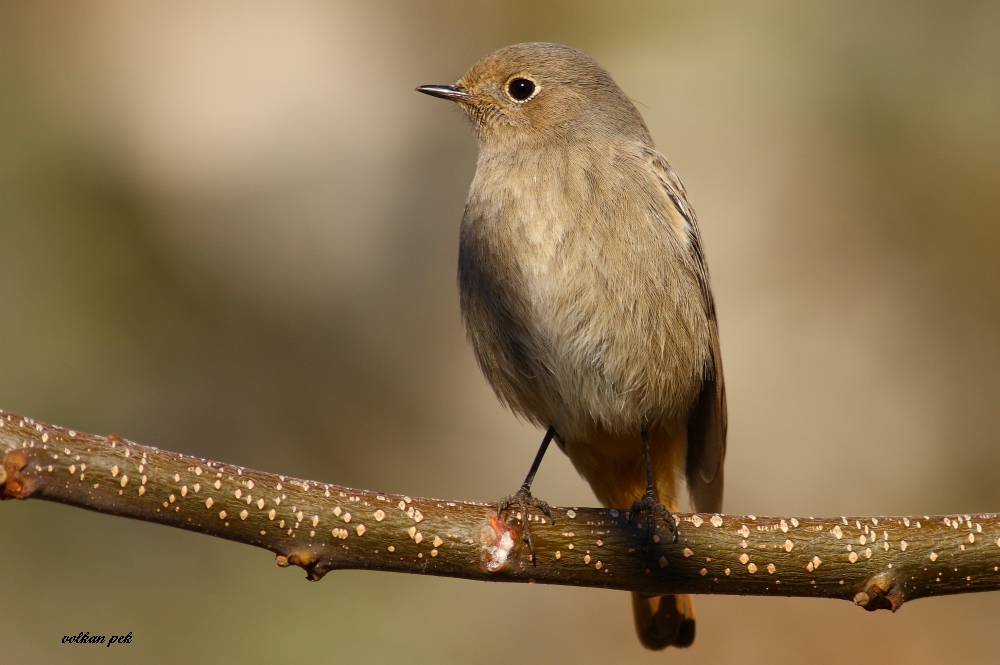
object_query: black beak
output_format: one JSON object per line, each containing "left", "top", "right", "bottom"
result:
{"left": 416, "top": 85, "right": 471, "bottom": 102}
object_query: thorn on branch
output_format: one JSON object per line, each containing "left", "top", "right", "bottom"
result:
{"left": 854, "top": 571, "right": 902, "bottom": 612}
{"left": 1, "top": 450, "right": 36, "bottom": 500}
{"left": 283, "top": 548, "right": 327, "bottom": 581}
{"left": 276, "top": 548, "right": 336, "bottom": 581}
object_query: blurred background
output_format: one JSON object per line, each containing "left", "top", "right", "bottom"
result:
{"left": 2, "top": 1, "right": 999, "bottom": 663}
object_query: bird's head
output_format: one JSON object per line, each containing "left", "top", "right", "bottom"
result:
{"left": 418, "top": 42, "right": 651, "bottom": 149}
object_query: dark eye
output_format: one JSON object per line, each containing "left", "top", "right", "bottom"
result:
{"left": 507, "top": 78, "right": 536, "bottom": 101}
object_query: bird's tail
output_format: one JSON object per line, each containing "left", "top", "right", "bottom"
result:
{"left": 631, "top": 592, "right": 696, "bottom": 649}
{"left": 562, "top": 425, "right": 697, "bottom": 649}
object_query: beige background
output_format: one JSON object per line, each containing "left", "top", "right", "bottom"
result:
{"left": 2, "top": 2, "right": 999, "bottom": 663}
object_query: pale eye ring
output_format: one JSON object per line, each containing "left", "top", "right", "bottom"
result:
{"left": 506, "top": 77, "right": 538, "bottom": 102}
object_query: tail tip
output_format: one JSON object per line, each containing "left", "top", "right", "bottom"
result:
{"left": 675, "top": 616, "right": 696, "bottom": 648}
{"left": 632, "top": 593, "right": 697, "bottom": 649}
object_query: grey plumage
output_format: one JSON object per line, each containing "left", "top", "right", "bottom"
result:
{"left": 421, "top": 42, "right": 726, "bottom": 649}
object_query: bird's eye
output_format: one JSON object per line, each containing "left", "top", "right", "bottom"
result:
{"left": 507, "top": 78, "right": 537, "bottom": 102}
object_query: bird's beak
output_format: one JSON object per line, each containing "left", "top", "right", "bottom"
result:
{"left": 416, "top": 84, "right": 472, "bottom": 102}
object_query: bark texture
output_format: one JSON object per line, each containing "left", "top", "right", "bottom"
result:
{"left": 2, "top": 409, "right": 998, "bottom": 612}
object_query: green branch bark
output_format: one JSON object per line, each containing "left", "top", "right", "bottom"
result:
{"left": 2, "top": 408, "right": 998, "bottom": 611}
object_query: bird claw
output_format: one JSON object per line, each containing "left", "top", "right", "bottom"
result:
{"left": 628, "top": 490, "right": 677, "bottom": 546}
{"left": 497, "top": 484, "right": 554, "bottom": 564}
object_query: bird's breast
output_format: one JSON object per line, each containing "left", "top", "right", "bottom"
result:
{"left": 460, "top": 146, "right": 710, "bottom": 440}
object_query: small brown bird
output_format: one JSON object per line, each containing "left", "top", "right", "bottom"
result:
{"left": 418, "top": 43, "right": 726, "bottom": 650}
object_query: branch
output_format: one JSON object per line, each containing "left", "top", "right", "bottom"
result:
{"left": 2, "top": 408, "right": 997, "bottom": 611}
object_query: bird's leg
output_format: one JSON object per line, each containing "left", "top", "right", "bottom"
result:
{"left": 497, "top": 426, "right": 556, "bottom": 564}
{"left": 627, "top": 427, "right": 678, "bottom": 547}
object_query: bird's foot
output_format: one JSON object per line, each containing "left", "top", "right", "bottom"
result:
{"left": 497, "top": 484, "right": 554, "bottom": 564}
{"left": 628, "top": 489, "right": 677, "bottom": 547}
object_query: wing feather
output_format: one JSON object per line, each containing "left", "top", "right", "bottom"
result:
{"left": 644, "top": 147, "right": 727, "bottom": 513}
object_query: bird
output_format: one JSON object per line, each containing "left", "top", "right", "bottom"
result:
{"left": 417, "top": 42, "right": 726, "bottom": 650}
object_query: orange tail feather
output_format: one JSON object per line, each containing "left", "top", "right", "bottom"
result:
{"left": 631, "top": 592, "right": 696, "bottom": 649}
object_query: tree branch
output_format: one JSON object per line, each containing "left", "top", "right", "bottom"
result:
{"left": 2, "top": 408, "right": 997, "bottom": 611}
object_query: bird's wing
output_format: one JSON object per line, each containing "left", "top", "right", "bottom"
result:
{"left": 643, "top": 147, "right": 727, "bottom": 513}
